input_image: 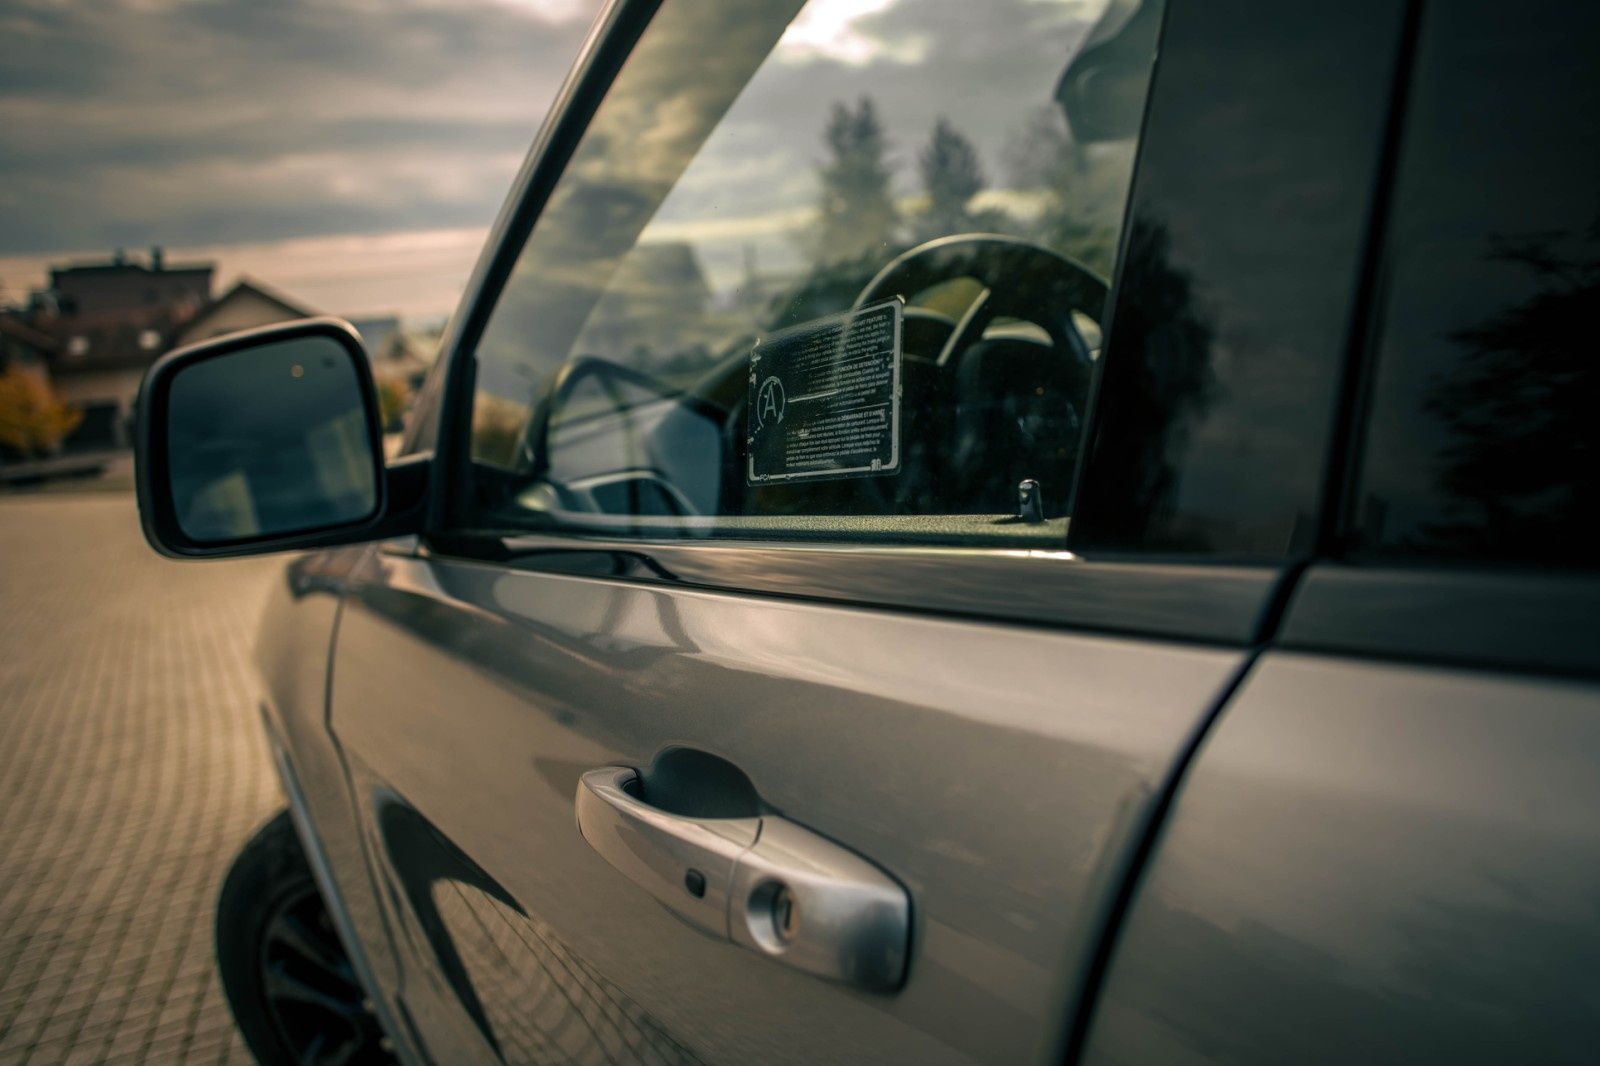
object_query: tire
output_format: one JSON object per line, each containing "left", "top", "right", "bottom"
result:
{"left": 216, "top": 810, "right": 393, "bottom": 1065}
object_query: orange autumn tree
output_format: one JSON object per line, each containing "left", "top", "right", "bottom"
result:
{"left": 376, "top": 377, "right": 412, "bottom": 433}
{"left": 0, "top": 365, "right": 82, "bottom": 459}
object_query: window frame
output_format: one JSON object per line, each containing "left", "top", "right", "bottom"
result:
{"left": 1328, "top": 0, "right": 1600, "bottom": 572}
{"left": 1275, "top": 0, "right": 1600, "bottom": 681}
{"left": 413, "top": 0, "right": 1377, "bottom": 645}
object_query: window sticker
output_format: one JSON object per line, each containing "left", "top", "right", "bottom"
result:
{"left": 746, "top": 298, "right": 902, "bottom": 485}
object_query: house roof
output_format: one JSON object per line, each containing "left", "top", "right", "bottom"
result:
{"left": 179, "top": 277, "right": 319, "bottom": 339}
{"left": 51, "top": 261, "right": 213, "bottom": 278}
{"left": 0, "top": 315, "right": 60, "bottom": 355}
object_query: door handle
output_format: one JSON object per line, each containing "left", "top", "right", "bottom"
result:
{"left": 576, "top": 766, "right": 909, "bottom": 990}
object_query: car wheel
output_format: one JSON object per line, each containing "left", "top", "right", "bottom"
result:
{"left": 216, "top": 810, "right": 393, "bottom": 1065}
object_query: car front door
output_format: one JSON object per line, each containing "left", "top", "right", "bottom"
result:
{"left": 327, "top": 0, "right": 1406, "bottom": 1061}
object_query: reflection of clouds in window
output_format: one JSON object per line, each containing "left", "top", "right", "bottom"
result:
{"left": 777, "top": 0, "right": 1098, "bottom": 68}
{"left": 650, "top": 0, "right": 1113, "bottom": 215}
{"left": 486, "top": 0, "right": 596, "bottom": 22}
{"left": 631, "top": 0, "right": 1120, "bottom": 299}
{"left": 473, "top": 2, "right": 802, "bottom": 420}
{"left": 471, "top": 0, "right": 1152, "bottom": 520}
{"left": 778, "top": 0, "right": 925, "bottom": 66}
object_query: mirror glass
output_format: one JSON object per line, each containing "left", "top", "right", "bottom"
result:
{"left": 166, "top": 336, "right": 378, "bottom": 543}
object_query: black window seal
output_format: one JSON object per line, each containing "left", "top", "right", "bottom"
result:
{"left": 1316, "top": 0, "right": 1427, "bottom": 560}
{"left": 1280, "top": 563, "right": 1600, "bottom": 680}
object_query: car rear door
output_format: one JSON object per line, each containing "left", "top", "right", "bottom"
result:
{"left": 327, "top": 0, "right": 1407, "bottom": 1062}
{"left": 1080, "top": 3, "right": 1600, "bottom": 1061}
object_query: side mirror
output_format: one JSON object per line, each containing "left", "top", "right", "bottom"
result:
{"left": 135, "top": 317, "right": 426, "bottom": 558}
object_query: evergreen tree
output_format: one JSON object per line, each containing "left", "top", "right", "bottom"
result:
{"left": 813, "top": 97, "right": 898, "bottom": 265}
{"left": 917, "top": 117, "right": 986, "bottom": 240}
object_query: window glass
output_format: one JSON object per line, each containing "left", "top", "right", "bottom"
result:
{"left": 1067, "top": 0, "right": 1407, "bottom": 559}
{"left": 467, "top": 0, "right": 1165, "bottom": 543}
{"left": 1353, "top": 0, "right": 1600, "bottom": 566}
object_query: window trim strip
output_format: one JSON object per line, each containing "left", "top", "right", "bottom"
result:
{"left": 1281, "top": 564, "right": 1600, "bottom": 679}
{"left": 451, "top": 530, "right": 1279, "bottom": 644}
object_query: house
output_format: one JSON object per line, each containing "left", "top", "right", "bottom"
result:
{"left": 347, "top": 316, "right": 400, "bottom": 362}
{"left": 13, "top": 248, "right": 422, "bottom": 449}
{"left": 28, "top": 247, "right": 214, "bottom": 450}
{"left": 349, "top": 315, "right": 434, "bottom": 397}
{"left": 171, "top": 277, "right": 317, "bottom": 348}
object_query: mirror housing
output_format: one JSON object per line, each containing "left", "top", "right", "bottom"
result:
{"left": 135, "top": 317, "right": 427, "bottom": 559}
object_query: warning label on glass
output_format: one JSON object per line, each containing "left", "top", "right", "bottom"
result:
{"left": 746, "top": 298, "right": 902, "bottom": 485}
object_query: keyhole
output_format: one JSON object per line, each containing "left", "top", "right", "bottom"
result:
{"left": 772, "top": 885, "right": 798, "bottom": 943}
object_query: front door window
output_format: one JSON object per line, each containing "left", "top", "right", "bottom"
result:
{"left": 468, "top": 0, "right": 1167, "bottom": 544}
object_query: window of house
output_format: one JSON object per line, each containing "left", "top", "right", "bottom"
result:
{"left": 467, "top": 0, "right": 1167, "bottom": 545}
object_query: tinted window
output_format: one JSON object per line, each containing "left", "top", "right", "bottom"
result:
{"left": 1352, "top": 1, "right": 1600, "bottom": 565}
{"left": 466, "top": 0, "right": 1165, "bottom": 545}
{"left": 1069, "top": 0, "right": 1407, "bottom": 558}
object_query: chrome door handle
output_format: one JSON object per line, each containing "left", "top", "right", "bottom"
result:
{"left": 576, "top": 766, "right": 759, "bottom": 939}
{"left": 576, "top": 766, "right": 910, "bottom": 990}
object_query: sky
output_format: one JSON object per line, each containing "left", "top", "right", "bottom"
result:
{"left": 0, "top": 0, "right": 603, "bottom": 318}
{"left": 0, "top": 0, "right": 1114, "bottom": 320}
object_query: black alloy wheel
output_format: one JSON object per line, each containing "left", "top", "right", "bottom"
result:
{"left": 217, "top": 811, "right": 394, "bottom": 1065}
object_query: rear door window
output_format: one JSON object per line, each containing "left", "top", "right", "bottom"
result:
{"left": 1350, "top": 0, "right": 1600, "bottom": 566}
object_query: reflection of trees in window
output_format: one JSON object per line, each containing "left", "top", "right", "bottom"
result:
{"left": 1075, "top": 217, "right": 1216, "bottom": 547}
{"left": 471, "top": 393, "right": 531, "bottom": 469}
{"left": 810, "top": 97, "right": 900, "bottom": 266}
{"left": 778, "top": 93, "right": 1139, "bottom": 336}
{"left": 916, "top": 118, "right": 989, "bottom": 242}
{"left": 1416, "top": 220, "right": 1600, "bottom": 557}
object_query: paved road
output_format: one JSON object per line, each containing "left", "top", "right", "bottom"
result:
{"left": 0, "top": 495, "right": 283, "bottom": 1064}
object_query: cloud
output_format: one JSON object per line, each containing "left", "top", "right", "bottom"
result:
{"left": 777, "top": 0, "right": 916, "bottom": 66}
{"left": 0, "top": 0, "right": 1113, "bottom": 319}
{"left": 0, "top": 0, "right": 597, "bottom": 255}
{"left": 649, "top": 0, "right": 1101, "bottom": 228}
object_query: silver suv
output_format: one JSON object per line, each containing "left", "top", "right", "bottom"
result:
{"left": 135, "top": 0, "right": 1600, "bottom": 1062}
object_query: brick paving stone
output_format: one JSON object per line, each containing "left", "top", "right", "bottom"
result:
{"left": 0, "top": 495, "right": 283, "bottom": 1064}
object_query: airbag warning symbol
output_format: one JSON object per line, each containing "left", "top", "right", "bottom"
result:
{"left": 746, "top": 298, "right": 901, "bottom": 485}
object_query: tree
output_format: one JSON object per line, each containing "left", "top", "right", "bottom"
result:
{"left": 0, "top": 365, "right": 81, "bottom": 459}
{"left": 917, "top": 118, "right": 986, "bottom": 240}
{"left": 376, "top": 377, "right": 412, "bottom": 434}
{"left": 1077, "top": 218, "right": 1217, "bottom": 547}
{"left": 1415, "top": 220, "right": 1600, "bottom": 556}
{"left": 813, "top": 97, "right": 899, "bottom": 265}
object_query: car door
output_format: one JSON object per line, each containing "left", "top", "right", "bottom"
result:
{"left": 1080, "top": 3, "right": 1600, "bottom": 1062}
{"left": 327, "top": 0, "right": 1405, "bottom": 1061}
